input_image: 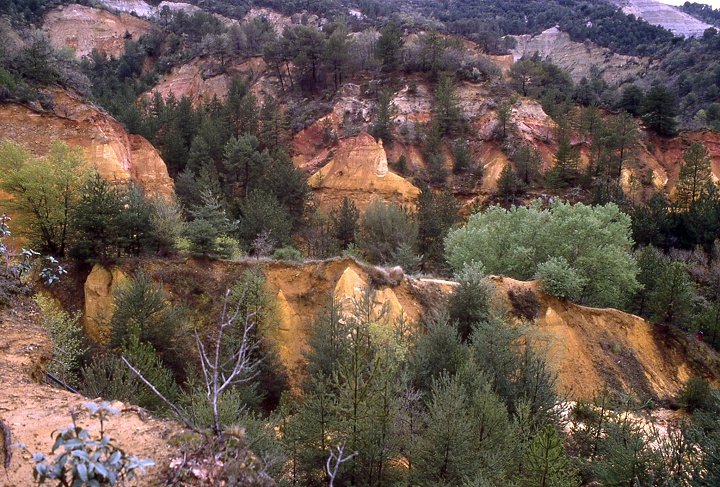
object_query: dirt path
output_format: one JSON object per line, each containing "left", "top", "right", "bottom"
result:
{"left": 0, "top": 298, "right": 179, "bottom": 486}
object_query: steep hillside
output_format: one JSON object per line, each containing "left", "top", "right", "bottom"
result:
{"left": 75, "top": 258, "right": 720, "bottom": 402}
{"left": 43, "top": 4, "right": 155, "bottom": 58}
{"left": 510, "top": 27, "right": 651, "bottom": 84}
{"left": 143, "top": 56, "right": 268, "bottom": 105}
{"left": 0, "top": 92, "right": 174, "bottom": 197}
{"left": 611, "top": 0, "right": 713, "bottom": 37}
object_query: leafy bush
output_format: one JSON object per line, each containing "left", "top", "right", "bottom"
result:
{"left": 358, "top": 198, "right": 418, "bottom": 268}
{"left": 32, "top": 402, "right": 154, "bottom": 486}
{"left": 272, "top": 246, "right": 303, "bottom": 262}
{"left": 677, "top": 376, "right": 718, "bottom": 414}
{"left": 34, "top": 294, "right": 86, "bottom": 388}
{"left": 445, "top": 200, "right": 639, "bottom": 308}
{"left": 535, "top": 257, "right": 587, "bottom": 301}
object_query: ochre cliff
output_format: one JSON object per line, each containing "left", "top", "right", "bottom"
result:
{"left": 0, "top": 94, "right": 174, "bottom": 197}
{"left": 43, "top": 4, "right": 155, "bottom": 58}
{"left": 76, "top": 258, "right": 720, "bottom": 402}
{"left": 308, "top": 132, "right": 420, "bottom": 211}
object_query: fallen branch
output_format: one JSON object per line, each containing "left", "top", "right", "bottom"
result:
{"left": 0, "top": 417, "right": 11, "bottom": 470}
{"left": 45, "top": 371, "right": 80, "bottom": 395}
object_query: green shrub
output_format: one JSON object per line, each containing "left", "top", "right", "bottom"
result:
{"left": 535, "top": 257, "right": 587, "bottom": 301}
{"left": 216, "top": 235, "right": 242, "bottom": 259}
{"left": 273, "top": 246, "right": 303, "bottom": 261}
{"left": 677, "top": 376, "right": 718, "bottom": 414}
{"left": 34, "top": 295, "right": 87, "bottom": 388}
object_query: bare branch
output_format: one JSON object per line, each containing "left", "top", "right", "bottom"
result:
{"left": 326, "top": 441, "right": 358, "bottom": 487}
{"left": 121, "top": 356, "right": 202, "bottom": 435}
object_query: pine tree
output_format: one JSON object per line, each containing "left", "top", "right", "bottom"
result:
{"left": 641, "top": 84, "right": 678, "bottom": 136}
{"left": 546, "top": 120, "right": 580, "bottom": 188}
{"left": 521, "top": 426, "right": 579, "bottom": 487}
{"left": 330, "top": 197, "right": 360, "bottom": 251}
{"left": 370, "top": 88, "right": 397, "bottom": 143}
{"left": 376, "top": 20, "right": 404, "bottom": 70}
{"left": 675, "top": 141, "right": 713, "bottom": 208}
{"left": 496, "top": 163, "right": 524, "bottom": 208}
{"left": 432, "top": 74, "right": 466, "bottom": 137}
{"left": 416, "top": 187, "right": 459, "bottom": 268}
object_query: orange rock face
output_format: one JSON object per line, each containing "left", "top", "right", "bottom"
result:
{"left": 0, "top": 97, "right": 174, "bottom": 197}
{"left": 144, "top": 56, "right": 268, "bottom": 105}
{"left": 309, "top": 132, "right": 420, "bottom": 211}
{"left": 43, "top": 4, "right": 155, "bottom": 58}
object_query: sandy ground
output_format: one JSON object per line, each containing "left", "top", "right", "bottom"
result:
{"left": 0, "top": 298, "right": 180, "bottom": 487}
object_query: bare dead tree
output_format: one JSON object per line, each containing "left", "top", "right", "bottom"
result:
{"left": 123, "top": 287, "right": 263, "bottom": 436}
{"left": 196, "top": 288, "right": 262, "bottom": 435}
{"left": 326, "top": 441, "right": 358, "bottom": 487}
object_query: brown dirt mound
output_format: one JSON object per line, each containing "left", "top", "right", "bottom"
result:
{"left": 492, "top": 277, "right": 720, "bottom": 402}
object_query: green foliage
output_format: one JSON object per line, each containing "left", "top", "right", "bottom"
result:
{"left": 496, "top": 163, "right": 524, "bottom": 207}
{"left": 32, "top": 402, "right": 154, "bottom": 486}
{"left": 535, "top": 257, "right": 586, "bottom": 301}
{"left": 0, "top": 140, "right": 87, "bottom": 256}
{"left": 148, "top": 195, "right": 186, "bottom": 256}
{"left": 272, "top": 246, "right": 304, "bottom": 261}
{"left": 649, "top": 261, "right": 697, "bottom": 327}
{"left": 641, "top": 84, "right": 678, "bottom": 136}
{"left": 432, "top": 73, "right": 466, "bottom": 137}
{"left": 408, "top": 312, "right": 465, "bottom": 393}
{"left": 513, "top": 145, "right": 542, "bottom": 186}
{"left": 108, "top": 269, "right": 183, "bottom": 369}
{"left": 619, "top": 84, "right": 645, "bottom": 116}
{"left": 546, "top": 120, "right": 580, "bottom": 189}
{"left": 416, "top": 187, "right": 460, "bottom": 269}
{"left": 376, "top": 20, "right": 404, "bottom": 70}
{"left": 678, "top": 376, "right": 718, "bottom": 414}
{"left": 358, "top": 198, "right": 418, "bottom": 269}
{"left": 185, "top": 190, "right": 234, "bottom": 259}
{"left": 674, "top": 141, "right": 713, "bottom": 209}
{"left": 521, "top": 425, "right": 579, "bottom": 487}
{"left": 34, "top": 295, "right": 86, "bottom": 388}
{"left": 69, "top": 175, "right": 155, "bottom": 265}
{"left": 330, "top": 197, "right": 360, "bottom": 251}
{"left": 447, "top": 262, "right": 494, "bottom": 341}
{"left": 369, "top": 88, "right": 397, "bottom": 143}
{"left": 236, "top": 189, "right": 293, "bottom": 251}
{"left": 445, "top": 200, "right": 639, "bottom": 308}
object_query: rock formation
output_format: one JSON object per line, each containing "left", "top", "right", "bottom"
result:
{"left": 0, "top": 93, "right": 174, "bottom": 197}
{"left": 308, "top": 132, "right": 420, "bottom": 211}
{"left": 43, "top": 4, "right": 155, "bottom": 58}
{"left": 511, "top": 26, "right": 650, "bottom": 84}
